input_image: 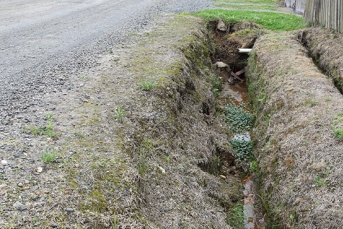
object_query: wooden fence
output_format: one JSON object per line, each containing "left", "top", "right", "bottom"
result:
{"left": 283, "top": 0, "right": 306, "bottom": 14}
{"left": 303, "top": 0, "right": 343, "bottom": 33}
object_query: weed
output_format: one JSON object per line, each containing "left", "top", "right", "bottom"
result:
{"left": 209, "top": 154, "right": 223, "bottom": 175}
{"left": 227, "top": 202, "right": 244, "bottom": 228}
{"left": 138, "top": 153, "right": 148, "bottom": 175}
{"left": 249, "top": 160, "right": 259, "bottom": 172}
{"left": 230, "top": 138, "right": 253, "bottom": 160}
{"left": 114, "top": 107, "right": 124, "bottom": 123}
{"left": 41, "top": 150, "right": 57, "bottom": 163}
{"left": 225, "top": 104, "right": 253, "bottom": 133}
{"left": 28, "top": 113, "right": 57, "bottom": 138}
{"left": 333, "top": 128, "right": 343, "bottom": 139}
{"left": 212, "top": 76, "right": 223, "bottom": 97}
{"left": 314, "top": 177, "right": 326, "bottom": 187}
{"left": 304, "top": 99, "right": 317, "bottom": 107}
{"left": 140, "top": 80, "right": 156, "bottom": 91}
{"left": 165, "top": 157, "right": 170, "bottom": 163}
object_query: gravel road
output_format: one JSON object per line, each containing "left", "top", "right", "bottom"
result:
{"left": 0, "top": 0, "right": 211, "bottom": 127}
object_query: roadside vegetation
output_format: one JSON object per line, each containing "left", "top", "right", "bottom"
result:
{"left": 195, "top": 9, "right": 305, "bottom": 31}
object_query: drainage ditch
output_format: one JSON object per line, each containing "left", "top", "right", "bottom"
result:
{"left": 204, "top": 20, "right": 266, "bottom": 229}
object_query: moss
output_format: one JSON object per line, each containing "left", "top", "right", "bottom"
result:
{"left": 81, "top": 189, "right": 108, "bottom": 213}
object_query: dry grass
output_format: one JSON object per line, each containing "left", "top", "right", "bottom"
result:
{"left": 247, "top": 31, "right": 343, "bottom": 228}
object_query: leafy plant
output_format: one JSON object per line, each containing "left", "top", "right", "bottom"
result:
{"left": 40, "top": 150, "right": 57, "bottom": 163}
{"left": 225, "top": 104, "right": 253, "bottom": 132}
{"left": 230, "top": 138, "right": 253, "bottom": 160}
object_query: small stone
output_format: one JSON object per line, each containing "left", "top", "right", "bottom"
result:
{"left": 64, "top": 207, "right": 74, "bottom": 212}
{"left": 220, "top": 175, "right": 226, "bottom": 179}
{"left": 37, "top": 167, "right": 43, "bottom": 173}
{"left": 74, "top": 164, "right": 79, "bottom": 168}
{"left": 217, "top": 19, "right": 227, "bottom": 32}
{"left": 1, "top": 160, "right": 8, "bottom": 165}
{"left": 13, "top": 201, "right": 27, "bottom": 211}
{"left": 17, "top": 183, "right": 23, "bottom": 187}
{"left": 31, "top": 194, "right": 39, "bottom": 201}
{"left": 24, "top": 180, "right": 29, "bottom": 184}
{"left": 51, "top": 223, "right": 58, "bottom": 228}
{"left": 214, "top": 61, "right": 229, "bottom": 68}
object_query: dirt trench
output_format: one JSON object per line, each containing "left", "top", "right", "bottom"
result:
{"left": 247, "top": 29, "right": 343, "bottom": 228}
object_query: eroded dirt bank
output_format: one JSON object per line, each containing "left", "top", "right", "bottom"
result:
{"left": 0, "top": 15, "right": 246, "bottom": 228}
{"left": 247, "top": 31, "right": 343, "bottom": 228}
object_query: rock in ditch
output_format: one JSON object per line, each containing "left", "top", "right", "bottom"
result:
{"left": 217, "top": 19, "right": 227, "bottom": 32}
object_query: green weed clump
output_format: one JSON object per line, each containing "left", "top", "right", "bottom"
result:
{"left": 139, "top": 80, "right": 156, "bottom": 91}
{"left": 227, "top": 202, "right": 244, "bottom": 228}
{"left": 225, "top": 104, "right": 253, "bottom": 133}
{"left": 194, "top": 9, "right": 306, "bottom": 31}
{"left": 40, "top": 150, "right": 58, "bottom": 163}
{"left": 27, "top": 113, "right": 57, "bottom": 138}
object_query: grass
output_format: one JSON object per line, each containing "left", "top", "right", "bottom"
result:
{"left": 194, "top": 9, "right": 305, "bottom": 31}
{"left": 214, "top": 0, "right": 278, "bottom": 3}
{"left": 114, "top": 107, "right": 124, "bottom": 123}
{"left": 333, "top": 128, "right": 343, "bottom": 139}
{"left": 139, "top": 80, "right": 156, "bottom": 91}
{"left": 314, "top": 177, "right": 326, "bottom": 187}
{"left": 227, "top": 202, "right": 244, "bottom": 228}
{"left": 27, "top": 113, "right": 57, "bottom": 138}
{"left": 215, "top": 3, "right": 277, "bottom": 11}
{"left": 40, "top": 150, "right": 58, "bottom": 163}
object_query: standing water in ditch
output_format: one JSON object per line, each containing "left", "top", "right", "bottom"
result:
{"left": 209, "top": 20, "right": 265, "bottom": 229}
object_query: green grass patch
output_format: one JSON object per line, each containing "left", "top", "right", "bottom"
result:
{"left": 194, "top": 9, "right": 305, "bottom": 31}
{"left": 214, "top": 0, "right": 278, "bottom": 4}
{"left": 214, "top": 3, "right": 277, "bottom": 10}
{"left": 227, "top": 202, "right": 244, "bottom": 228}
{"left": 40, "top": 150, "right": 58, "bottom": 163}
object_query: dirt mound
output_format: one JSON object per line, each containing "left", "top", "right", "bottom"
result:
{"left": 247, "top": 31, "right": 343, "bottom": 228}
{"left": 301, "top": 28, "right": 343, "bottom": 92}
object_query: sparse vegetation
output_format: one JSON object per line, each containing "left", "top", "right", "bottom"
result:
{"left": 227, "top": 202, "right": 244, "bottom": 228}
{"left": 314, "top": 177, "right": 326, "bottom": 187}
{"left": 27, "top": 113, "right": 57, "bottom": 138}
{"left": 40, "top": 150, "right": 58, "bottom": 163}
{"left": 139, "top": 80, "right": 156, "bottom": 91}
{"left": 114, "top": 107, "right": 124, "bottom": 123}
{"left": 333, "top": 128, "right": 343, "bottom": 139}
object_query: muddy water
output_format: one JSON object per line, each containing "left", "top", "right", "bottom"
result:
{"left": 221, "top": 81, "right": 250, "bottom": 104}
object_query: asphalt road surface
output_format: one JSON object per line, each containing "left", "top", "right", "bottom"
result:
{"left": 0, "top": 0, "right": 211, "bottom": 126}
